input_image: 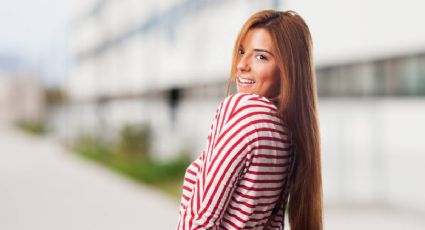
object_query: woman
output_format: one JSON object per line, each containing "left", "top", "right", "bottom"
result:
{"left": 177, "top": 9, "right": 322, "bottom": 230}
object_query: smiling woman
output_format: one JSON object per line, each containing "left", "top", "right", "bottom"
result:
{"left": 177, "top": 10, "right": 322, "bottom": 230}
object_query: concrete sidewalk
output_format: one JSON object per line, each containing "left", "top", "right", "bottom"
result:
{"left": 325, "top": 205, "right": 425, "bottom": 230}
{"left": 0, "top": 125, "right": 180, "bottom": 230}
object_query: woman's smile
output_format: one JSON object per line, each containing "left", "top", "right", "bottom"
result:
{"left": 237, "top": 76, "right": 256, "bottom": 88}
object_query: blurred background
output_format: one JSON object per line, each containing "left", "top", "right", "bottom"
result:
{"left": 1, "top": 0, "right": 425, "bottom": 229}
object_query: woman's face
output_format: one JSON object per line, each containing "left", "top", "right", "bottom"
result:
{"left": 236, "top": 28, "right": 280, "bottom": 98}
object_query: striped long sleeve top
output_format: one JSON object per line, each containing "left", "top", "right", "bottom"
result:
{"left": 176, "top": 92, "right": 294, "bottom": 230}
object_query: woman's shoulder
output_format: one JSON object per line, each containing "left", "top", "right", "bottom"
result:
{"left": 221, "top": 92, "right": 277, "bottom": 111}
{"left": 217, "top": 93, "right": 278, "bottom": 122}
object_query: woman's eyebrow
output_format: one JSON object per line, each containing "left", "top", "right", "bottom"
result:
{"left": 253, "top": 48, "right": 274, "bottom": 56}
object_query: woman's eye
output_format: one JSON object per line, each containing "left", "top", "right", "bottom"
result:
{"left": 255, "top": 55, "right": 267, "bottom": 60}
{"left": 238, "top": 49, "right": 245, "bottom": 55}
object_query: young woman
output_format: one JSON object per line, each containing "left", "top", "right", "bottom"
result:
{"left": 177, "top": 10, "right": 322, "bottom": 230}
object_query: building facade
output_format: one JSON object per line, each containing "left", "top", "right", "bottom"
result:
{"left": 61, "top": 0, "right": 425, "bottom": 211}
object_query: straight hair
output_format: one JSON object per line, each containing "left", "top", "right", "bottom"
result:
{"left": 227, "top": 10, "right": 323, "bottom": 230}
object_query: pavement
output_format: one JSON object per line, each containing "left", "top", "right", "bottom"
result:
{"left": 0, "top": 124, "right": 180, "bottom": 230}
{"left": 1, "top": 124, "right": 425, "bottom": 230}
{"left": 325, "top": 205, "right": 425, "bottom": 230}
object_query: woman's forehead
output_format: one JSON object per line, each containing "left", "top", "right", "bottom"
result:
{"left": 240, "top": 28, "right": 275, "bottom": 52}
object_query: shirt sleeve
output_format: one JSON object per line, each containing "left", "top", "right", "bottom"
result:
{"left": 188, "top": 93, "right": 263, "bottom": 229}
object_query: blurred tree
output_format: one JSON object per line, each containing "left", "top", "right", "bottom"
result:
{"left": 44, "top": 87, "right": 66, "bottom": 105}
{"left": 118, "top": 124, "right": 152, "bottom": 157}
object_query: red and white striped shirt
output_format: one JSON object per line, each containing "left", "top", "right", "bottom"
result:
{"left": 176, "top": 92, "right": 293, "bottom": 230}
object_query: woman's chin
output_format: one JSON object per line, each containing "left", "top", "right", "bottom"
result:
{"left": 237, "top": 87, "right": 253, "bottom": 94}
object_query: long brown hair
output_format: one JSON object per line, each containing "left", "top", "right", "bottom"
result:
{"left": 227, "top": 10, "right": 323, "bottom": 230}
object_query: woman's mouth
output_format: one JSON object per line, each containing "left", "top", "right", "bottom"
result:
{"left": 237, "top": 77, "right": 255, "bottom": 87}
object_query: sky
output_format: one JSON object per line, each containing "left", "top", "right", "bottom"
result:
{"left": 0, "top": 0, "right": 70, "bottom": 87}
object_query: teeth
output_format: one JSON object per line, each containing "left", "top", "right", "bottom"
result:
{"left": 238, "top": 77, "right": 255, "bottom": 84}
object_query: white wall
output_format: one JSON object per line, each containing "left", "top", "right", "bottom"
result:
{"left": 286, "top": 0, "right": 425, "bottom": 65}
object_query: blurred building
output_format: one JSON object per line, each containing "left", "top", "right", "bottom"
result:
{"left": 68, "top": 0, "right": 273, "bottom": 101}
{"left": 0, "top": 56, "right": 44, "bottom": 124}
{"left": 68, "top": 0, "right": 425, "bottom": 100}
{"left": 65, "top": 0, "right": 283, "bottom": 153}
{"left": 65, "top": 0, "right": 425, "bottom": 151}
{"left": 62, "top": 0, "right": 425, "bottom": 212}
{"left": 317, "top": 51, "right": 425, "bottom": 97}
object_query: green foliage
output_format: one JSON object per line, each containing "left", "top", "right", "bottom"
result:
{"left": 71, "top": 124, "right": 192, "bottom": 199}
{"left": 15, "top": 120, "right": 47, "bottom": 135}
{"left": 72, "top": 135, "right": 112, "bottom": 162}
{"left": 117, "top": 124, "right": 151, "bottom": 157}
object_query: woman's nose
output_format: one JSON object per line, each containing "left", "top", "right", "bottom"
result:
{"left": 237, "top": 55, "right": 250, "bottom": 72}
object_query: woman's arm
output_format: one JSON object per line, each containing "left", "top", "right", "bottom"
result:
{"left": 186, "top": 92, "right": 282, "bottom": 229}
